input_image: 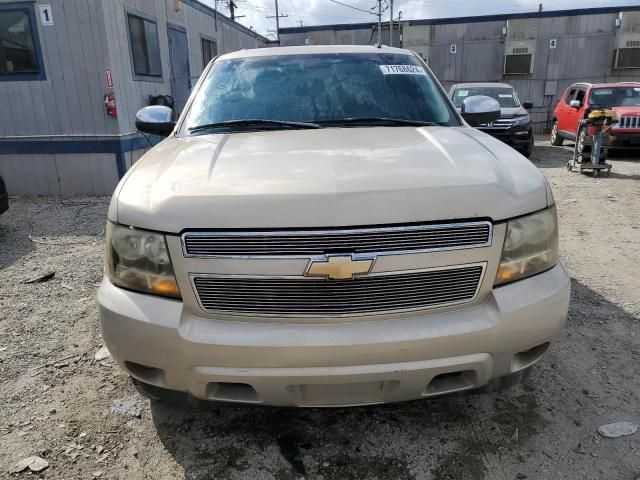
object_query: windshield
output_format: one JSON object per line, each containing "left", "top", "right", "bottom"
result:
{"left": 589, "top": 87, "right": 640, "bottom": 107}
{"left": 452, "top": 87, "right": 519, "bottom": 108}
{"left": 182, "top": 53, "right": 457, "bottom": 133}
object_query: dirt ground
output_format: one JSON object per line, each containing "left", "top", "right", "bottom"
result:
{"left": 1, "top": 138, "right": 639, "bottom": 480}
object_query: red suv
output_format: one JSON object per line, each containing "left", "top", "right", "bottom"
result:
{"left": 551, "top": 82, "right": 640, "bottom": 152}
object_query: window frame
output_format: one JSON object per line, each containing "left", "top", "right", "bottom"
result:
{"left": 613, "top": 48, "right": 640, "bottom": 70}
{"left": 0, "top": 2, "right": 46, "bottom": 82}
{"left": 124, "top": 8, "right": 163, "bottom": 82}
{"left": 201, "top": 35, "right": 217, "bottom": 69}
{"left": 503, "top": 53, "right": 533, "bottom": 76}
{"left": 563, "top": 88, "right": 577, "bottom": 105}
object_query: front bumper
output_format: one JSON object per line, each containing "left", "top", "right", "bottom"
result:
{"left": 98, "top": 264, "right": 570, "bottom": 407}
{"left": 609, "top": 130, "right": 640, "bottom": 149}
{"left": 480, "top": 127, "right": 532, "bottom": 150}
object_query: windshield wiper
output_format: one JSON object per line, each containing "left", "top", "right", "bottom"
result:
{"left": 316, "top": 117, "right": 440, "bottom": 127}
{"left": 189, "top": 119, "right": 321, "bottom": 133}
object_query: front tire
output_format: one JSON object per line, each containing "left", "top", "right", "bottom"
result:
{"left": 577, "top": 127, "right": 591, "bottom": 156}
{"left": 522, "top": 135, "right": 534, "bottom": 158}
{"left": 551, "top": 121, "right": 563, "bottom": 146}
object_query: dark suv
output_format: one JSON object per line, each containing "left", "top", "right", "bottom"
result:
{"left": 449, "top": 82, "right": 534, "bottom": 157}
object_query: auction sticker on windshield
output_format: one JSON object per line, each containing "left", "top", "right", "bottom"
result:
{"left": 379, "top": 65, "right": 426, "bottom": 75}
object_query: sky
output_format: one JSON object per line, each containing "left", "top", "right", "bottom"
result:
{"left": 200, "top": 0, "right": 639, "bottom": 38}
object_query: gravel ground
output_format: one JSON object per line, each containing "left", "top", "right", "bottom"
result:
{"left": 1, "top": 138, "right": 639, "bottom": 480}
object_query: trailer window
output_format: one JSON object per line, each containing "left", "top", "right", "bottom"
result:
{"left": 127, "top": 13, "right": 162, "bottom": 78}
{"left": 0, "top": 5, "right": 44, "bottom": 80}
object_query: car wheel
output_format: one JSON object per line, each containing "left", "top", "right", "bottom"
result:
{"left": 577, "top": 127, "right": 591, "bottom": 155}
{"left": 523, "top": 136, "right": 534, "bottom": 158}
{"left": 550, "top": 121, "right": 563, "bottom": 146}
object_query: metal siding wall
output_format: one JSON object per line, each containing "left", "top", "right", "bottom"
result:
{"left": 55, "top": 153, "right": 119, "bottom": 195}
{"left": 0, "top": 0, "right": 114, "bottom": 136}
{"left": 0, "top": 155, "right": 59, "bottom": 196}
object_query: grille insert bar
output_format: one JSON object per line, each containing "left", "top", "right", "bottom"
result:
{"left": 192, "top": 264, "right": 485, "bottom": 316}
{"left": 182, "top": 222, "right": 492, "bottom": 257}
{"left": 618, "top": 116, "right": 640, "bottom": 130}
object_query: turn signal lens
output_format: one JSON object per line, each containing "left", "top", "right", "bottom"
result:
{"left": 106, "top": 223, "right": 181, "bottom": 299}
{"left": 495, "top": 207, "right": 559, "bottom": 286}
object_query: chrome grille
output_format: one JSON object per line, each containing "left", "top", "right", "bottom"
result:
{"left": 182, "top": 222, "right": 492, "bottom": 257}
{"left": 617, "top": 116, "right": 640, "bottom": 129}
{"left": 192, "top": 264, "right": 485, "bottom": 316}
{"left": 479, "top": 118, "right": 514, "bottom": 129}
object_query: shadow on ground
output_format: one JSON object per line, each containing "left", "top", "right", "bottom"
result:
{"left": 0, "top": 213, "right": 35, "bottom": 268}
{"left": 149, "top": 280, "right": 640, "bottom": 480}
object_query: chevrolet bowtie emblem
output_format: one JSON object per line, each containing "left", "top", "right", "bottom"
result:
{"left": 306, "top": 255, "right": 374, "bottom": 280}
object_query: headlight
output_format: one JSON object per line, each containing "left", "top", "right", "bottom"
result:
{"left": 106, "top": 222, "right": 181, "bottom": 299}
{"left": 512, "top": 114, "right": 530, "bottom": 127}
{"left": 495, "top": 207, "right": 559, "bottom": 286}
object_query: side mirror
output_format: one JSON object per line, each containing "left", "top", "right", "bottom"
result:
{"left": 569, "top": 100, "right": 581, "bottom": 109}
{"left": 135, "top": 106, "right": 175, "bottom": 137}
{"left": 522, "top": 101, "right": 533, "bottom": 110}
{"left": 461, "top": 95, "right": 501, "bottom": 127}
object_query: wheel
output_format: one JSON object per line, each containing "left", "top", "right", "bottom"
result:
{"left": 592, "top": 169, "right": 599, "bottom": 178}
{"left": 577, "top": 127, "right": 591, "bottom": 155}
{"left": 550, "top": 121, "right": 563, "bottom": 146}
{"left": 522, "top": 135, "right": 534, "bottom": 158}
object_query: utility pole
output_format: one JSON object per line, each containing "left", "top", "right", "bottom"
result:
{"left": 266, "top": 0, "right": 287, "bottom": 41}
{"left": 377, "top": 0, "right": 382, "bottom": 46}
{"left": 227, "top": 1, "right": 245, "bottom": 20}
{"left": 389, "top": 0, "right": 393, "bottom": 47}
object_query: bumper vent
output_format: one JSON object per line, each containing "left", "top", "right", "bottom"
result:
{"left": 182, "top": 222, "right": 492, "bottom": 257}
{"left": 192, "top": 264, "right": 485, "bottom": 316}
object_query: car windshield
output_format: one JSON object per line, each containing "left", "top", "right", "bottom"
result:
{"left": 589, "top": 87, "right": 640, "bottom": 107}
{"left": 182, "top": 53, "right": 457, "bottom": 133}
{"left": 452, "top": 87, "right": 520, "bottom": 108}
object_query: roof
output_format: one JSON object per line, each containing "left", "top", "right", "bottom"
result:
{"left": 218, "top": 45, "right": 413, "bottom": 60}
{"left": 280, "top": 5, "right": 640, "bottom": 34}
{"left": 570, "top": 82, "right": 640, "bottom": 89}
{"left": 450, "top": 82, "right": 515, "bottom": 89}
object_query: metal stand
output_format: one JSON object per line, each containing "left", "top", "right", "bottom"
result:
{"left": 567, "top": 109, "right": 615, "bottom": 178}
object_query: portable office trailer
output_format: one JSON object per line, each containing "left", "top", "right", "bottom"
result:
{"left": 280, "top": 7, "right": 640, "bottom": 134}
{"left": 0, "top": 0, "right": 267, "bottom": 196}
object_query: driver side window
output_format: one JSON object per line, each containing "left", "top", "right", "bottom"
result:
{"left": 564, "top": 88, "right": 576, "bottom": 105}
{"left": 574, "top": 89, "right": 586, "bottom": 106}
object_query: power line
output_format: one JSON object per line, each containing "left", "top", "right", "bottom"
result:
{"left": 327, "top": 0, "right": 377, "bottom": 16}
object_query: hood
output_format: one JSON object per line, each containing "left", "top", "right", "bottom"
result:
{"left": 611, "top": 106, "right": 640, "bottom": 116}
{"left": 112, "top": 126, "right": 549, "bottom": 232}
